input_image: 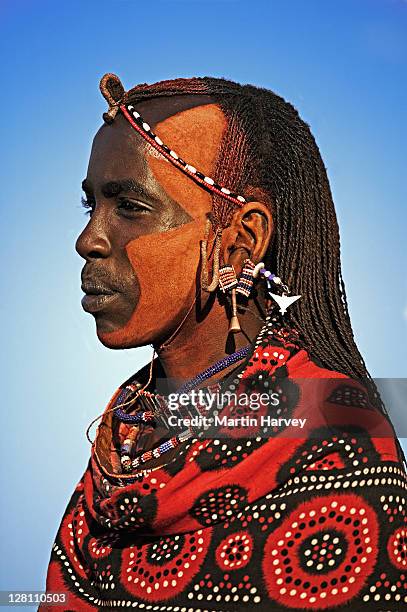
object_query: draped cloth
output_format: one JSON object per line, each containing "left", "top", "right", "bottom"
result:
{"left": 41, "top": 319, "right": 407, "bottom": 611}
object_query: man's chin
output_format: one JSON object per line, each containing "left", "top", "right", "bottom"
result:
{"left": 96, "top": 322, "right": 146, "bottom": 350}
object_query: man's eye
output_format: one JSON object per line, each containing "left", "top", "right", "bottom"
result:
{"left": 117, "top": 199, "right": 147, "bottom": 214}
{"left": 80, "top": 197, "right": 149, "bottom": 217}
{"left": 81, "top": 196, "right": 95, "bottom": 216}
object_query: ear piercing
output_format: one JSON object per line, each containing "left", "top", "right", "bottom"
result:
{"left": 218, "top": 259, "right": 301, "bottom": 331}
{"left": 236, "top": 259, "right": 256, "bottom": 298}
{"left": 218, "top": 265, "right": 240, "bottom": 333}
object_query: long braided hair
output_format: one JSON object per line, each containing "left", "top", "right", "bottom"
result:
{"left": 100, "top": 75, "right": 405, "bottom": 462}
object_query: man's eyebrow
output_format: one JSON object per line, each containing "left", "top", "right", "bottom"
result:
{"left": 102, "top": 179, "right": 151, "bottom": 199}
{"left": 81, "top": 178, "right": 152, "bottom": 200}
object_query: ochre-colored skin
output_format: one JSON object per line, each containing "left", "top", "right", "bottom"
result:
{"left": 76, "top": 97, "right": 273, "bottom": 384}
{"left": 147, "top": 103, "right": 226, "bottom": 218}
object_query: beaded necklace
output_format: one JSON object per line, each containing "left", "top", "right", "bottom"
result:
{"left": 114, "top": 345, "right": 251, "bottom": 472}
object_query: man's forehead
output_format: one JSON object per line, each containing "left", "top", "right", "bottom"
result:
{"left": 91, "top": 98, "right": 226, "bottom": 166}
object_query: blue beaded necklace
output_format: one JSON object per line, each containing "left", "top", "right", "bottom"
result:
{"left": 114, "top": 344, "right": 251, "bottom": 424}
{"left": 176, "top": 345, "right": 251, "bottom": 394}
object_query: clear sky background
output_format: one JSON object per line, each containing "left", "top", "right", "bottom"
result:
{"left": 1, "top": 0, "right": 406, "bottom": 602}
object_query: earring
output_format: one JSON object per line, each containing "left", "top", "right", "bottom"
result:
{"left": 218, "top": 264, "right": 238, "bottom": 293}
{"left": 200, "top": 217, "right": 223, "bottom": 293}
{"left": 253, "top": 262, "right": 301, "bottom": 315}
{"left": 236, "top": 258, "right": 256, "bottom": 298}
{"left": 229, "top": 287, "right": 241, "bottom": 333}
{"left": 218, "top": 264, "right": 241, "bottom": 334}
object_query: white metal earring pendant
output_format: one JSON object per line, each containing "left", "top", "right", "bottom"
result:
{"left": 253, "top": 262, "right": 301, "bottom": 315}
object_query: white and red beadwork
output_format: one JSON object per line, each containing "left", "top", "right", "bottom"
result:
{"left": 218, "top": 265, "right": 238, "bottom": 293}
{"left": 236, "top": 258, "right": 256, "bottom": 298}
{"left": 130, "top": 430, "right": 192, "bottom": 472}
{"left": 121, "top": 104, "right": 247, "bottom": 208}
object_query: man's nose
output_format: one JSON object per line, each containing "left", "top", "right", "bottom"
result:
{"left": 75, "top": 214, "right": 112, "bottom": 261}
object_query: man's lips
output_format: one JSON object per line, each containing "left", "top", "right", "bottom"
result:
{"left": 81, "top": 281, "right": 120, "bottom": 313}
{"left": 81, "top": 281, "right": 115, "bottom": 295}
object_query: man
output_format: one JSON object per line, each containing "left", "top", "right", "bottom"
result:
{"left": 42, "top": 74, "right": 406, "bottom": 611}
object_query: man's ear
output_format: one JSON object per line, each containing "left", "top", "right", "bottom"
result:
{"left": 220, "top": 202, "right": 273, "bottom": 275}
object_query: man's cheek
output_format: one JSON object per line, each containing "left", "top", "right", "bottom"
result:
{"left": 100, "top": 218, "right": 207, "bottom": 346}
{"left": 125, "top": 219, "right": 205, "bottom": 307}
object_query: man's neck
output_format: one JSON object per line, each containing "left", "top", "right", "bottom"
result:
{"left": 155, "top": 295, "right": 266, "bottom": 391}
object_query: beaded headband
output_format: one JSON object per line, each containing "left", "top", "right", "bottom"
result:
{"left": 120, "top": 104, "right": 247, "bottom": 208}
{"left": 99, "top": 73, "right": 247, "bottom": 209}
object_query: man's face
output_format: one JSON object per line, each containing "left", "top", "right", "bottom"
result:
{"left": 76, "top": 99, "right": 227, "bottom": 348}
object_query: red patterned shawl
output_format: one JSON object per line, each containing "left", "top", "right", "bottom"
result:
{"left": 41, "top": 325, "right": 407, "bottom": 611}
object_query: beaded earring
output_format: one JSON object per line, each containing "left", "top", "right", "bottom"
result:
{"left": 218, "top": 264, "right": 238, "bottom": 292}
{"left": 218, "top": 264, "right": 241, "bottom": 334}
{"left": 236, "top": 258, "right": 256, "bottom": 298}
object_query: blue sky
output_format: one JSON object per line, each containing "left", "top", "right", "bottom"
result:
{"left": 1, "top": 0, "right": 406, "bottom": 599}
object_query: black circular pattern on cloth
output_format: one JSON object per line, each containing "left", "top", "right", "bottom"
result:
{"left": 262, "top": 493, "right": 379, "bottom": 609}
{"left": 327, "top": 383, "right": 371, "bottom": 409}
{"left": 194, "top": 437, "right": 268, "bottom": 472}
{"left": 145, "top": 534, "right": 186, "bottom": 566}
{"left": 242, "top": 360, "right": 289, "bottom": 392}
{"left": 190, "top": 485, "right": 249, "bottom": 526}
{"left": 387, "top": 526, "right": 407, "bottom": 570}
{"left": 87, "top": 534, "right": 113, "bottom": 560}
{"left": 298, "top": 528, "right": 348, "bottom": 573}
{"left": 215, "top": 530, "right": 254, "bottom": 570}
{"left": 276, "top": 425, "right": 381, "bottom": 484}
{"left": 216, "top": 365, "right": 300, "bottom": 438}
{"left": 102, "top": 490, "right": 158, "bottom": 531}
{"left": 121, "top": 528, "right": 212, "bottom": 601}
{"left": 244, "top": 364, "right": 299, "bottom": 422}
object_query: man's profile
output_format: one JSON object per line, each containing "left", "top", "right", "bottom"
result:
{"left": 41, "top": 73, "right": 407, "bottom": 611}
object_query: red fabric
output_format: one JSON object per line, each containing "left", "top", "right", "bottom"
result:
{"left": 41, "top": 329, "right": 407, "bottom": 611}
